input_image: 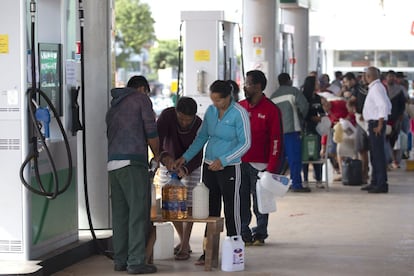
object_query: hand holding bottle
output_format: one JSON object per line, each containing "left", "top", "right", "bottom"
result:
{"left": 161, "top": 155, "right": 175, "bottom": 171}
{"left": 174, "top": 156, "right": 186, "bottom": 170}
{"left": 176, "top": 166, "right": 188, "bottom": 178}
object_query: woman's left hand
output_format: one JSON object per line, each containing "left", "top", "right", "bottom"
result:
{"left": 208, "top": 159, "right": 224, "bottom": 171}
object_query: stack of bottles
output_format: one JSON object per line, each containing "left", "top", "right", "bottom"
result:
{"left": 161, "top": 172, "right": 188, "bottom": 219}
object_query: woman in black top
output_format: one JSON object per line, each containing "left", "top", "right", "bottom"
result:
{"left": 302, "top": 76, "right": 325, "bottom": 189}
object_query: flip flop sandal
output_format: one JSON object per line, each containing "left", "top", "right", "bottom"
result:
{"left": 194, "top": 254, "right": 205, "bottom": 266}
{"left": 174, "top": 245, "right": 192, "bottom": 255}
{"left": 174, "top": 250, "right": 191, "bottom": 261}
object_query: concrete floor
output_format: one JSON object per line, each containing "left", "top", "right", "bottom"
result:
{"left": 2, "top": 162, "right": 414, "bottom": 276}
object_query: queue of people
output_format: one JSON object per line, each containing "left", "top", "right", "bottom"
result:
{"left": 106, "top": 66, "right": 412, "bottom": 273}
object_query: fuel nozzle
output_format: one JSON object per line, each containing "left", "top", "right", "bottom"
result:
{"left": 35, "top": 107, "right": 51, "bottom": 139}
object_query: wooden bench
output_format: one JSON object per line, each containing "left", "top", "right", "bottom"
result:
{"left": 150, "top": 216, "right": 224, "bottom": 271}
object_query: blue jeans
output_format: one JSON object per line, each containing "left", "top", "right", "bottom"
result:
{"left": 240, "top": 163, "right": 268, "bottom": 241}
{"left": 284, "top": 132, "right": 303, "bottom": 189}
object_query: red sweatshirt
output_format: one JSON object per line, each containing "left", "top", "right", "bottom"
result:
{"left": 239, "top": 95, "right": 284, "bottom": 173}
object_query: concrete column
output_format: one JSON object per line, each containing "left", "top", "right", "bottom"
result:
{"left": 242, "top": 0, "right": 279, "bottom": 96}
{"left": 77, "top": 0, "right": 112, "bottom": 229}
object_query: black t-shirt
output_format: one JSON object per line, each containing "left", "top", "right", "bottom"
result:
{"left": 351, "top": 83, "right": 367, "bottom": 114}
{"left": 304, "top": 94, "right": 325, "bottom": 134}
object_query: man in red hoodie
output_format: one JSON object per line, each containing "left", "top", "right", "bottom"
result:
{"left": 239, "top": 70, "right": 284, "bottom": 245}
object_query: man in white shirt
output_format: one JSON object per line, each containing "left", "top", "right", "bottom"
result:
{"left": 362, "top": 67, "right": 392, "bottom": 193}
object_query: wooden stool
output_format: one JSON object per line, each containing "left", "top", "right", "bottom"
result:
{"left": 151, "top": 216, "right": 224, "bottom": 271}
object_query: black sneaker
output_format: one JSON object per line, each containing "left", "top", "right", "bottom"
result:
{"left": 291, "top": 187, "right": 311, "bottom": 193}
{"left": 360, "top": 184, "right": 373, "bottom": 191}
{"left": 244, "top": 240, "right": 253, "bottom": 246}
{"left": 242, "top": 236, "right": 253, "bottom": 246}
{"left": 127, "top": 264, "right": 157, "bottom": 274}
{"left": 252, "top": 238, "right": 265, "bottom": 246}
{"left": 114, "top": 263, "right": 127, "bottom": 271}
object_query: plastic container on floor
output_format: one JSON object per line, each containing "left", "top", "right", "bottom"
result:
{"left": 221, "top": 236, "right": 245, "bottom": 272}
{"left": 342, "top": 158, "right": 362, "bottom": 186}
{"left": 153, "top": 222, "right": 174, "bottom": 260}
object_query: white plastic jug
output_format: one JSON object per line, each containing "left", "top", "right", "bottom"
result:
{"left": 221, "top": 235, "right": 245, "bottom": 272}
{"left": 258, "top": 171, "right": 291, "bottom": 197}
{"left": 153, "top": 222, "right": 174, "bottom": 260}
{"left": 256, "top": 178, "right": 277, "bottom": 214}
{"left": 192, "top": 182, "right": 209, "bottom": 219}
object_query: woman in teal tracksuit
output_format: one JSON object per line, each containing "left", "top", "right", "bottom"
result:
{"left": 175, "top": 80, "right": 251, "bottom": 239}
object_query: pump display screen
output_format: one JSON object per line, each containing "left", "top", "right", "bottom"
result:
{"left": 38, "top": 43, "right": 62, "bottom": 116}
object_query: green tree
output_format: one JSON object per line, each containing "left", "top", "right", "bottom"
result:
{"left": 149, "top": 40, "right": 181, "bottom": 70}
{"left": 115, "top": 0, "right": 155, "bottom": 68}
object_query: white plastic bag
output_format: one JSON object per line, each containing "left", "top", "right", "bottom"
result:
{"left": 339, "top": 118, "right": 356, "bottom": 139}
{"left": 316, "top": 116, "right": 332, "bottom": 136}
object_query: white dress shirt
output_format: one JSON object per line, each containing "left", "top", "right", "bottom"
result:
{"left": 362, "top": 79, "right": 392, "bottom": 121}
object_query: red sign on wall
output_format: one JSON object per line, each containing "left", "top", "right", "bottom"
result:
{"left": 76, "top": 41, "right": 81, "bottom": 54}
{"left": 253, "top": 35, "right": 262, "bottom": 45}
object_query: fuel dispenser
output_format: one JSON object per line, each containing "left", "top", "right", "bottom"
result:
{"left": 0, "top": 0, "right": 79, "bottom": 260}
{"left": 279, "top": 23, "right": 296, "bottom": 81}
{"left": 180, "top": 11, "right": 240, "bottom": 117}
{"left": 309, "top": 35, "right": 327, "bottom": 76}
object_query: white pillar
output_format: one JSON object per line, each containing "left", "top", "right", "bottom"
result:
{"left": 281, "top": 8, "right": 309, "bottom": 88}
{"left": 242, "top": 0, "right": 279, "bottom": 96}
{"left": 77, "top": 0, "right": 112, "bottom": 229}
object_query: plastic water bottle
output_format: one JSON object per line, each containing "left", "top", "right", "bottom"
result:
{"left": 150, "top": 183, "right": 157, "bottom": 219}
{"left": 221, "top": 235, "right": 245, "bottom": 272}
{"left": 192, "top": 182, "right": 209, "bottom": 219}
{"left": 162, "top": 172, "right": 187, "bottom": 219}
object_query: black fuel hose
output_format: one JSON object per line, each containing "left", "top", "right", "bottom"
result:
{"left": 19, "top": 1, "right": 73, "bottom": 200}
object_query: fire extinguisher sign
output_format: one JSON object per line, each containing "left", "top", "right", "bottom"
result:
{"left": 253, "top": 35, "right": 262, "bottom": 46}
